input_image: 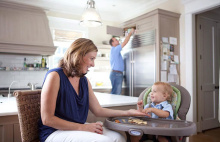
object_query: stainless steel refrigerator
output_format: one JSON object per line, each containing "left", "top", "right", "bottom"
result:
{"left": 121, "top": 30, "right": 156, "bottom": 97}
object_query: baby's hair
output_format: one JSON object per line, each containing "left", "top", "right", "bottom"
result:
{"left": 153, "top": 82, "right": 173, "bottom": 101}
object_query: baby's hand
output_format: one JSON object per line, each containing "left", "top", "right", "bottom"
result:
{"left": 137, "top": 100, "right": 143, "bottom": 105}
{"left": 143, "top": 108, "right": 152, "bottom": 117}
{"left": 137, "top": 100, "right": 143, "bottom": 111}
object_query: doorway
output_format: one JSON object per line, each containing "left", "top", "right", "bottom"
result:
{"left": 196, "top": 7, "right": 220, "bottom": 131}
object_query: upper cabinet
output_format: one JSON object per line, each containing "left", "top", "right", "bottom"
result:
{"left": 107, "top": 9, "right": 180, "bottom": 83}
{"left": 0, "top": 1, "right": 56, "bottom": 56}
{"left": 106, "top": 26, "right": 124, "bottom": 37}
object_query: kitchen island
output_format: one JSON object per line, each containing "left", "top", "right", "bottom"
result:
{"left": 0, "top": 92, "right": 138, "bottom": 142}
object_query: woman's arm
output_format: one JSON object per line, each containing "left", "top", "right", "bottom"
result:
{"left": 87, "top": 79, "right": 147, "bottom": 117}
{"left": 143, "top": 108, "right": 170, "bottom": 118}
{"left": 41, "top": 72, "right": 103, "bottom": 133}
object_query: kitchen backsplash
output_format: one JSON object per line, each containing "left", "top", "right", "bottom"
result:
{"left": 0, "top": 53, "right": 112, "bottom": 89}
{"left": 0, "top": 53, "right": 48, "bottom": 88}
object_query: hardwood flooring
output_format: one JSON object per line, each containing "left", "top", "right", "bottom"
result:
{"left": 189, "top": 127, "right": 220, "bottom": 142}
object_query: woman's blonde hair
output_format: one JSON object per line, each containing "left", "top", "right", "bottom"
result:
{"left": 58, "top": 38, "right": 98, "bottom": 77}
{"left": 154, "top": 82, "right": 173, "bottom": 101}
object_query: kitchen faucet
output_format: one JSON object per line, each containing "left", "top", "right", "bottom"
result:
{"left": 27, "top": 82, "right": 38, "bottom": 90}
{"left": 8, "top": 81, "right": 18, "bottom": 99}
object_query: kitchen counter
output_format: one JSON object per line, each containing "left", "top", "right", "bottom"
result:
{"left": 0, "top": 92, "right": 138, "bottom": 116}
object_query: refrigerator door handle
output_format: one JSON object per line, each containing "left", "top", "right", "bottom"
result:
{"left": 131, "top": 51, "right": 134, "bottom": 97}
{"left": 129, "top": 51, "right": 133, "bottom": 97}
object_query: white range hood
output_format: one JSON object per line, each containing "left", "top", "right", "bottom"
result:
{"left": 0, "top": 1, "right": 56, "bottom": 56}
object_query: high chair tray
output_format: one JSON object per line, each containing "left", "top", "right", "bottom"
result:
{"left": 104, "top": 117, "right": 196, "bottom": 136}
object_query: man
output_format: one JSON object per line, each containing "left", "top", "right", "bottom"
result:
{"left": 109, "top": 28, "right": 134, "bottom": 94}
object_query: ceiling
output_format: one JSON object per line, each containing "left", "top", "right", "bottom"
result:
{"left": 5, "top": 0, "right": 168, "bottom": 22}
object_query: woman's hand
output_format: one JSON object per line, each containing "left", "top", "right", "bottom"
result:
{"left": 80, "top": 123, "right": 103, "bottom": 134}
{"left": 127, "top": 109, "right": 151, "bottom": 117}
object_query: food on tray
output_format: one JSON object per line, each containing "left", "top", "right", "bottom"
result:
{"left": 122, "top": 119, "right": 126, "bottom": 123}
{"left": 115, "top": 119, "right": 120, "bottom": 123}
{"left": 114, "top": 118, "right": 147, "bottom": 125}
{"left": 128, "top": 118, "right": 147, "bottom": 125}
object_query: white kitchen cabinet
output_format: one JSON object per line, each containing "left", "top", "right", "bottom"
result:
{"left": 135, "top": 16, "right": 157, "bottom": 34}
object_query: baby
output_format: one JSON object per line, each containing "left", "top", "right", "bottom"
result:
{"left": 130, "top": 82, "right": 174, "bottom": 142}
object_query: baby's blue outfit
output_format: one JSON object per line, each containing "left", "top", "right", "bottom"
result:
{"left": 144, "top": 101, "right": 174, "bottom": 120}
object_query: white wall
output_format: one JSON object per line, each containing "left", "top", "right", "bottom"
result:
{"left": 0, "top": 54, "right": 47, "bottom": 88}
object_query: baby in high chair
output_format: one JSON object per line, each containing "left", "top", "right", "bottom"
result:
{"left": 130, "top": 81, "right": 174, "bottom": 142}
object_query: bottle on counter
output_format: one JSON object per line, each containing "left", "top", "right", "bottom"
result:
{"left": 23, "top": 58, "right": 27, "bottom": 69}
{"left": 34, "top": 59, "right": 37, "bottom": 68}
{"left": 41, "top": 56, "right": 45, "bottom": 68}
{"left": 45, "top": 58, "right": 47, "bottom": 68}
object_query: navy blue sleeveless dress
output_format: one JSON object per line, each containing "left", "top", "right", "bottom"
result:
{"left": 38, "top": 68, "right": 89, "bottom": 142}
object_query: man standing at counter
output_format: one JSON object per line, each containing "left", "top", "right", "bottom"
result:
{"left": 109, "top": 28, "right": 134, "bottom": 95}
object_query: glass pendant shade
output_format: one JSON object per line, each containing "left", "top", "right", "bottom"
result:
{"left": 80, "top": 0, "right": 102, "bottom": 27}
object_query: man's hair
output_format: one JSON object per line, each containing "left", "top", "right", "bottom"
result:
{"left": 109, "top": 38, "right": 114, "bottom": 46}
{"left": 58, "top": 38, "right": 98, "bottom": 77}
{"left": 153, "top": 81, "right": 173, "bottom": 101}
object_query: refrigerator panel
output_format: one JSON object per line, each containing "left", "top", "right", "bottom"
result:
{"left": 133, "top": 45, "right": 155, "bottom": 97}
{"left": 122, "top": 49, "right": 133, "bottom": 96}
{"left": 122, "top": 29, "right": 156, "bottom": 97}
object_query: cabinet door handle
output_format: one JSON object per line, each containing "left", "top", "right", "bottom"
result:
{"left": 215, "top": 86, "right": 219, "bottom": 89}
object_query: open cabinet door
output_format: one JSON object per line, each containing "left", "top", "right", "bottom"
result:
{"left": 107, "top": 26, "right": 124, "bottom": 37}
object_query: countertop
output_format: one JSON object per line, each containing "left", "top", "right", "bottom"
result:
{"left": 0, "top": 92, "right": 138, "bottom": 116}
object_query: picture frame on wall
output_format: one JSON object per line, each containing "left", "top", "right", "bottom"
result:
{"left": 170, "top": 44, "right": 174, "bottom": 52}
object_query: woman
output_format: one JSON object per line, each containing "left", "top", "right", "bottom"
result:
{"left": 39, "top": 38, "right": 146, "bottom": 142}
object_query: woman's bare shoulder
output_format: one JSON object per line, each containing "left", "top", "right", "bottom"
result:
{"left": 46, "top": 71, "right": 60, "bottom": 82}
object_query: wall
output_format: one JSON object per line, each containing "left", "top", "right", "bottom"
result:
{"left": 0, "top": 53, "right": 47, "bottom": 88}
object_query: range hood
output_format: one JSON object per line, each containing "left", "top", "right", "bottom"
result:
{"left": 0, "top": 1, "right": 56, "bottom": 56}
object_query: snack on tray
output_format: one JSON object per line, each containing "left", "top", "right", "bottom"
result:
{"left": 122, "top": 119, "right": 126, "bottom": 123}
{"left": 128, "top": 118, "right": 147, "bottom": 125}
{"left": 115, "top": 119, "right": 120, "bottom": 123}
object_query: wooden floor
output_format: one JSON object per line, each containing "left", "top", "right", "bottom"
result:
{"left": 189, "top": 127, "right": 220, "bottom": 142}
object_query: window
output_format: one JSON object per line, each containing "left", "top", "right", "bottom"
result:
{"left": 49, "top": 29, "right": 85, "bottom": 68}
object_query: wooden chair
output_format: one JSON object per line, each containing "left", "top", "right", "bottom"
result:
{"left": 14, "top": 90, "right": 41, "bottom": 142}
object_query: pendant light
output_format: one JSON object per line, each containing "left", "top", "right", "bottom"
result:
{"left": 80, "top": 0, "right": 102, "bottom": 27}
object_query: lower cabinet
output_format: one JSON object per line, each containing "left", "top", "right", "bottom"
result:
{"left": 0, "top": 115, "right": 21, "bottom": 142}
